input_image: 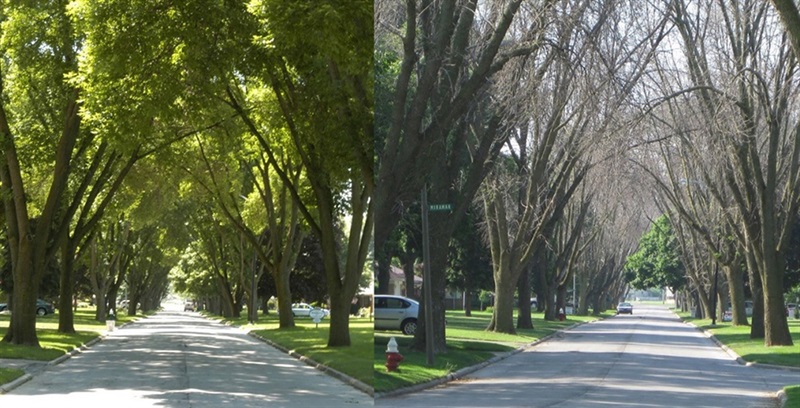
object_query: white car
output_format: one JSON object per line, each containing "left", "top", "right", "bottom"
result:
{"left": 374, "top": 295, "right": 419, "bottom": 335}
{"left": 291, "top": 303, "right": 329, "bottom": 318}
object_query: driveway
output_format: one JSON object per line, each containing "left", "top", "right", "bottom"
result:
{"left": 377, "top": 304, "right": 796, "bottom": 407}
{"left": 1, "top": 311, "right": 372, "bottom": 407}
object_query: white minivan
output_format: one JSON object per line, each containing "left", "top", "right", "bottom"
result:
{"left": 374, "top": 295, "right": 419, "bottom": 335}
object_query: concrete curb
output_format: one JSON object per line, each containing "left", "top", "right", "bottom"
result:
{"left": 246, "top": 331, "right": 374, "bottom": 397}
{"left": 0, "top": 373, "right": 32, "bottom": 394}
{"left": 679, "top": 318, "right": 800, "bottom": 372}
{"left": 0, "top": 318, "right": 140, "bottom": 395}
{"left": 208, "top": 316, "right": 374, "bottom": 397}
{"left": 777, "top": 389, "right": 788, "bottom": 408}
{"left": 374, "top": 319, "right": 591, "bottom": 400}
{"left": 675, "top": 313, "right": 799, "bottom": 408}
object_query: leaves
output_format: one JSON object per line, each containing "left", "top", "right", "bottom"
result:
{"left": 624, "top": 215, "right": 686, "bottom": 292}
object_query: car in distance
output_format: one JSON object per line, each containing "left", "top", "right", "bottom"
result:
{"left": 291, "top": 302, "right": 329, "bottom": 318}
{"left": 184, "top": 301, "right": 195, "bottom": 312}
{"left": 374, "top": 295, "right": 419, "bottom": 335}
{"left": 0, "top": 299, "right": 55, "bottom": 316}
{"left": 616, "top": 302, "right": 633, "bottom": 315}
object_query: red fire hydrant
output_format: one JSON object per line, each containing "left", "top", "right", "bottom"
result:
{"left": 385, "top": 337, "right": 404, "bottom": 372}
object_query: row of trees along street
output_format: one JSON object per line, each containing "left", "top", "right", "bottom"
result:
{"left": 0, "top": 0, "right": 372, "bottom": 348}
{"left": 375, "top": 0, "right": 796, "bottom": 353}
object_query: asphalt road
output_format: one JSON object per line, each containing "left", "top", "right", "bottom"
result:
{"left": 0, "top": 308, "right": 372, "bottom": 407}
{"left": 377, "top": 304, "right": 798, "bottom": 408}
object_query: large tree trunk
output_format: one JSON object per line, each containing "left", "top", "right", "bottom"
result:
{"left": 275, "top": 267, "right": 295, "bottom": 328}
{"left": 463, "top": 287, "right": 473, "bottom": 317}
{"left": 58, "top": 240, "right": 77, "bottom": 334}
{"left": 759, "top": 251, "right": 793, "bottom": 345}
{"left": 412, "top": 216, "right": 450, "bottom": 354}
{"left": 489, "top": 273, "right": 517, "bottom": 334}
{"left": 516, "top": 265, "right": 533, "bottom": 329}
{"left": 375, "top": 246, "right": 391, "bottom": 295}
{"left": 723, "top": 263, "right": 748, "bottom": 326}
{"left": 3, "top": 240, "right": 38, "bottom": 346}
{"left": 404, "top": 260, "right": 416, "bottom": 299}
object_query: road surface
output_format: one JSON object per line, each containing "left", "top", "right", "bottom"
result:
{"left": 1, "top": 308, "right": 372, "bottom": 407}
{"left": 377, "top": 304, "right": 797, "bottom": 408}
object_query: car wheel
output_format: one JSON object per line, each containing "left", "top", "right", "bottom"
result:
{"left": 36, "top": 308, "right": 46, "bottom": 316}
{"left": 401, "top": 319, "right": 417, "bottom": 335}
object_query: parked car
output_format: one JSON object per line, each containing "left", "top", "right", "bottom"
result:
{"left": 374, "top": 295, "right": 419, "bottom": 335}
{"left": 291, "top": 303, "right": 329, "bottom": 318}
{"left": 0, "top": 299, "right": 55, "bottom": 316}
{"left": 726, "top": 300, "right": 755, "bottom": 316}
{"left": 616, "top": 302, "right": 633, "bottom": 315}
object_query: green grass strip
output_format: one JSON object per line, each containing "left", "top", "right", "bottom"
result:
{"left": 675, "top": 311, "right": 800, "bottom": 368}
{"left": 0, "top": 367, "right": 25, "bottom": 385}
{"left": 374, "top": 310, "right": 613, "bottom": 393}
{"left": 0, "top": 308, "right": 141, "bottom": 361}
{"left": 785, "top": 385, "right": 800, "bottom": 408}
{"left": 675, "top": 310, "right": 800, "bottom": 406}
{"left": 213, "top": 313, "right": 374, "bottom": 387}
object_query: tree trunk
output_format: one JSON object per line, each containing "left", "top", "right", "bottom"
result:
{"left": 516, "top": 265, "right": 533, "bottom": 329}
{"left": 276, "top": 268, "right": 295, "bottom": 328}
{"left": 376, "top": 246, "right": 391, "bottom": 295}
{"left": 556, "top": 284, "right": 568, "bottom": 316}
{"left": 759, "top": 253, "right": 793, "bottom": 345}
{"left": 463, "top": 287, "right": 472, "bottom": 317}
{"left": 2, "top": 239, "right": 39, "bottom": 346}
{"left": 723, "top": 264, "right": 748, "bottom": 326}
{"left": 489, "top": 275, "right": 517, "bottom": 333}
{"left": 412, "top": 220, "right": 450, "bottom": 354}
{"left": 58, "top": 241, "right": 76, "bottom": 333}
{"left": 404, "top": 260, "right": 416, "bottom": 299}
{"left": 96, "top": 291, "right": 108, "bottom": 322}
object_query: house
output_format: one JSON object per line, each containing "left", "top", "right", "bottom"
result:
{"left": 388, "top": 265, "right": 422, "bottom": 298}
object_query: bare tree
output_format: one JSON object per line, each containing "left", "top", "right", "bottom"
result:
{"left": 638, "top": 0, "right": 795, "bottom": 345}
{"left": 375, "top": 0, "right": 556, "bottom": 353}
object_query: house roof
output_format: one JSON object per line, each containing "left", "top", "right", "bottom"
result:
{"left": 390, "top": 265, "right": 422, "bottom": 283}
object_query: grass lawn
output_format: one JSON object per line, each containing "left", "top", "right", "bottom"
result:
{"left": 209, "top": 313, "right": 374, "bottom": 387}
{"left": 374, "top": 310, "right": 613, "bottom": 394}
{"left": 675, "top": 312, "right": 800, "bottom": 368}
{"left": 0, "top": 307, "right": 140, "bottom": 361}
{"left": 0, "top": 367, "right": 25, "bottom": 385}
{"left": 785, "top": 385, "right": 800, "bottom": 408}
{"left": 675, "top": 311, "right": 800, "bottom": 407}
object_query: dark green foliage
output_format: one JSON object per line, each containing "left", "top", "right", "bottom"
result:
{"left": 624, "top": 215, "right": 686, "bottom": 293}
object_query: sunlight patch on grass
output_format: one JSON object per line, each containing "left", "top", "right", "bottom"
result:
{"left": 374, "top": 309, "right": 612, "bottom": 393}
{"left": 213, "top": 313, "right": 374, "bottom": 386}
{"left": 675, "top": 311, "right": 799, "bottom": 368}
{"left": 0, "top": 307, "right": 144, "bottom": 361}
{"left": 0, "top": 367, "right": 24, "bottom": 384}
{"left": 784, "top": 385, "right": 800, "bottom": 408}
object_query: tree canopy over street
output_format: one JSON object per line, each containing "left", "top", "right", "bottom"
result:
{"left": 0, "top": 0, "right": 372, "bottom": 349}
{"left": 376, "top": 0, "right": 796, "bottom": 350}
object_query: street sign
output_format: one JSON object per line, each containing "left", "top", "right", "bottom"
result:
{"left": 429, "top": 203, "right": 452, "bottom": 212}
{"left": 309, "top": 308, "right": 326, "bottom": 327}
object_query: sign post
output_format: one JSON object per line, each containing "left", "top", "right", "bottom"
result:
{"left": 420, "top": 187, "right": 435, "bottom": 366}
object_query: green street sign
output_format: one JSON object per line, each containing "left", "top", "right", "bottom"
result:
{"left": 429, "top": 204, "right": 453, "bottom": 212}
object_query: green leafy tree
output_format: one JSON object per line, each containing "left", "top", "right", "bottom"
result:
{"left": 624, "top": 215, "right": 687, "bottom": 295}
{"left": 228, "top": 0, "right": 373, "bottom": 347}
{"left": 0, "top": 0, "right": 84, "bottom": 345}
